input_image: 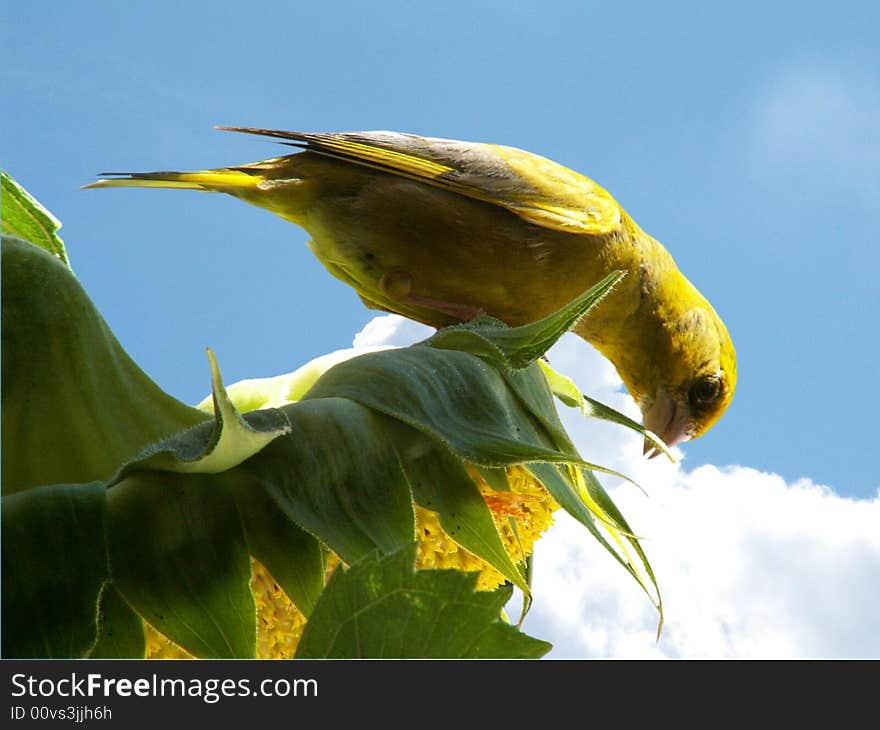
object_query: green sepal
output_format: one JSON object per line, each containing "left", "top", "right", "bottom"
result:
{"left": 111, "top": 350, "right": 291, "bottom": 479}
{"left": 246, "top": 398, "right": 416, "bottom": 565}
{"left": 89, "top": 585, "right": 146, "bottom": 659}
{"left": 303, "top": 346, "right": 587, "bottom": 468}
{"left": 399, "top": 438, "right": 528, "bottom": 593}
{"left": 539, "top": 359, "right": 674, "bottom": 461}
{"left": 577, "top": 467, "right": 663, "bottom": 621}
{"left": 106, "top": 470, "right": 255, "bottom": 658}
{"left": 425, "top": 271, "right": 623, "bottom": 369}
{"left": 477, "top": 466, "right": 511, "bottom": 492}
{"left": 229, "top": 476, "right": 325, "bottom": 618}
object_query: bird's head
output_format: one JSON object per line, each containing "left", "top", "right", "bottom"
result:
{"left": 637, "top": 299, "right": 737, "bottom": 455}
{"left": 588, "top": 261, "right": 737, "bottom": 456}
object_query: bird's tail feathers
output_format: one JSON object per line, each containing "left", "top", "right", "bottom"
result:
{"left": 83, "top": 168, "right": 263, "bottom": 192}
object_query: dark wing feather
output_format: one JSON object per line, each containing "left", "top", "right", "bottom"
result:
{"left": 217, "top": 126, "right": 622, "bottom": 234}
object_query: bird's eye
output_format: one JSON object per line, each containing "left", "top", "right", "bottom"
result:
{"left": 689, "top": 376, "right": 722, "bottom": 409}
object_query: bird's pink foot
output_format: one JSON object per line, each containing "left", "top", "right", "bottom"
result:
{"left": 404, "top": 293, "right": 486, "bottom": 322}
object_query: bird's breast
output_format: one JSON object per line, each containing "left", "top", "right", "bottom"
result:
{"left": 299, "top": 171, "right": 619, "bottom": 328}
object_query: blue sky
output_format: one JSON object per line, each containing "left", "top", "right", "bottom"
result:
{"left": 3, "top": 1, "right": 879, "bottom": 656}
{"left": 4, "top": 1, "right": 878, "bottom": 497}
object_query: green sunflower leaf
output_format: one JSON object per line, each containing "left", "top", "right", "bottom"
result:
{"left": 1, "top": 482, "right": 108, "bottom": 658}
{"left": 295, "top": 548, "right": 551, "bottom": 658}
{"left": 1, "top": 171, "right": 70, "bottom": 267}
{"left": 1, "top": 236, "right": 207, "bottom": 495}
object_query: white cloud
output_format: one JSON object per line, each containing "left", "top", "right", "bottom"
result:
{"left": 529, "top": 469, "right": 880, "bottom": 658}
{"left": 354, "top": 314, "right": 880, "bottom": 658}
{"left": 352, "top": 314, "right": 434, "bottom": 348}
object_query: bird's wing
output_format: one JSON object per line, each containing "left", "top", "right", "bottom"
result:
{"left": 218, "top": 127, "right": 622, "bottom": 235}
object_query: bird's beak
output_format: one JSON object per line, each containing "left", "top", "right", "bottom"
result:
{"left": 642, "top": 390, "right": 693, "bottom": 459}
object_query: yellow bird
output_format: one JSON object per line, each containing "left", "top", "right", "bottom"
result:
{"left": 87, "top": 128, "right": 736, "bottom": 452}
